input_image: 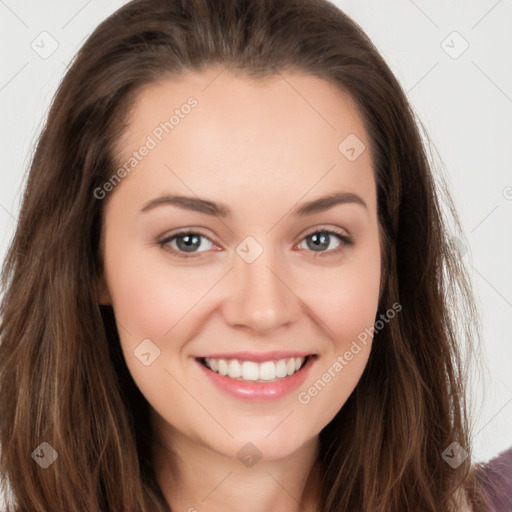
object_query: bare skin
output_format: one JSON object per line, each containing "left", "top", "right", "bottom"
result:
{"left": 99, "top": 67, "right": 381, "bottom": 512}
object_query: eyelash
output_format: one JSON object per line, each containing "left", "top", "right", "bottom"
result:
{"left": 157, "top": 227, "right": 354, "bottom": 260}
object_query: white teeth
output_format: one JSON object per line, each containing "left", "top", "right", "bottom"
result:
{"left": 259, "top": 361, "right": 276, "bottom": 380}
{"left": 228, "top": 359, "right": 242, "bottom": 379}
{"left": 242, "top": 361, "right": 259, "bottom": 381}
{"left": 203, "top": 356, "right": 308, "bottom": 382}
{"left": 218, "top": 359, "right": 229, "bottom": 376}
{"left": 275, "top": 359, "right": 287, "bottom": 378}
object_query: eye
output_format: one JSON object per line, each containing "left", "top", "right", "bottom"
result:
{"left": 296, "top": 228, "right": 354, "bottom": 257}
{"left": 157, "top": 227, "right": 354, "bottom": 260}
{"left": 157, "top": 229, "right": 217, "bottom": 259}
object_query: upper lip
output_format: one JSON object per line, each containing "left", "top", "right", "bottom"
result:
{"left": 195, "top": 351, "right": 317, "bottom": 362}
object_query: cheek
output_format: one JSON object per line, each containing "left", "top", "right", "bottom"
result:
{"left": 296, "top": 295, "right": 378, "bottom": 432}
{"left": 294, "top": 245, "right": 380, "bottom": 422}
{"left": 104, "top": 245, "right": 214, "bottom": 340}
{"left": 102, "top": 246, "right": 208, "bottom": 409}
{"left": 304, "top": 245, "right": 381, "bottom": 348}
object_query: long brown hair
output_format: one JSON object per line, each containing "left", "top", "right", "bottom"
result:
{"left": 0, "top": 0, "right": 489, "bottom": 510}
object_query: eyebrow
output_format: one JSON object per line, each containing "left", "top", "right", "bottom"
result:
{"left": 140, "top": 191, "right": 367, "bottom": 217}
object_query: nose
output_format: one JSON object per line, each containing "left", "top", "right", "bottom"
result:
{"left": 221, "top": 246, "right": 303, "bottom": 334}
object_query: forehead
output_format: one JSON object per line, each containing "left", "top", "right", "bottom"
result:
{"left": 112, "top": 67, "right": 376, "bottom": 216}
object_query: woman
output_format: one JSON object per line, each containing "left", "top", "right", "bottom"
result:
{"left": 0, "top": 0, "right": 508, "bottom": 510}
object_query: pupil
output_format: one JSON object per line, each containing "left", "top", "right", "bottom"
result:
{"left": 309, "top": 233, "right": 328, "bottom": 251}
{"left": 177, "top": 234, "right": 200, "bottom": 252}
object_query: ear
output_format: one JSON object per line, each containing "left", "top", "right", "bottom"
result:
{"left": 98, "top": 274, "right": 112, "bottom": 305}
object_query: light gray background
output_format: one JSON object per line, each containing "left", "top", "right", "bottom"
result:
{"left": 0, "top": 0, "right": 511, "bottom": 467}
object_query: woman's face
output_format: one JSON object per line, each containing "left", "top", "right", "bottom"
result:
{"left": 99, "top": 67, "right": 381, "bottom": 461}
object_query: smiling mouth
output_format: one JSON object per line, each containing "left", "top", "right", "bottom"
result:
{"left": 196, "top": 354, "right": 317, "bottom": 383}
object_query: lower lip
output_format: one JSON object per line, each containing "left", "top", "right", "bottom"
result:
{"left": 195, "top": 356, "right": 317, "bottom": 401}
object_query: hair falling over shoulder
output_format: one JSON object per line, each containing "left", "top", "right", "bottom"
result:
{"left": 0, "top": 0, "right": 491, "bottom": 510}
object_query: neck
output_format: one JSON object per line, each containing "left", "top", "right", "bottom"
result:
{"left": 150, "top": 411, "right": 322, "bottom": 512}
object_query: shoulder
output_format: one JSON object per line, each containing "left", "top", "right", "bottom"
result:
{"left": 474, "top": 445, "right": 512, "bottom": 512}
